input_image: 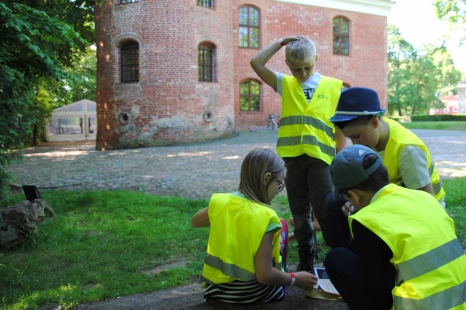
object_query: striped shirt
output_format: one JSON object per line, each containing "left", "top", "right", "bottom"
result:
{"left": 204, "top": 279, "right": 285, "bottom": 304}
{"left": 203, "top": 252, "right": 288, "bottom": 304}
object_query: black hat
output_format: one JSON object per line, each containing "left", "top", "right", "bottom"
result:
{"left": 329, "top": 87, "right": 386, "bottom": 123}
{"left": 330, "top": 144, "right": 383, "bottom": 200}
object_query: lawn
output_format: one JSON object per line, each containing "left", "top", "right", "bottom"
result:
{"left": 1, "top": 177, "right": 465, "bottom": 310}
{"left": 400, "top": 121, "right": 466, "bottom": 131}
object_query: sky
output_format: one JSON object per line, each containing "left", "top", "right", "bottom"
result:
{"left": 387, "top": 0, "right": 466, "bottom": 74}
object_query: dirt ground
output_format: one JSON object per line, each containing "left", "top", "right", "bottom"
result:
{"left": 63, "top": 280, "right": 348, "bottom": 310}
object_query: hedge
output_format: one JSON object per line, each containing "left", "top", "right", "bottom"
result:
{"left": 410, "top": 115, "right": 466, "bottom": 122}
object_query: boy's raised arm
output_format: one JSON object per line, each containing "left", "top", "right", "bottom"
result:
{"left": 250, "top": 36, "right": 299, "bottom": 92}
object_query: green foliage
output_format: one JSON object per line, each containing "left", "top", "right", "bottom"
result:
{"left": 0, "top": 2, "right": 92, "bottom": 201}
{"left": 434, "top": 0, "right": 466, "bottom": 45}
{"left": 64, "top": 47, "right": 97, "bottom": 103}
{"left": 410, "top": 114, "right": 466, "bottom": 122}
{"left": 387, "top": 25, "right": 464, "bottom": 117}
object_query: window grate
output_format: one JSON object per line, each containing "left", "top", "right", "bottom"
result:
{"left": 198, "top": 43, "right": 214, "bottom": 82}
{"left": 197, "top": 0, "right": 213, "bottom": 8}
{"left": 121, "top": 42, "right": 139, "bottom": 82}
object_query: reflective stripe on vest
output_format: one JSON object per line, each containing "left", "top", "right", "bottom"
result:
{"left": 350, "top": 184, "right": 466, "bottom": 309}
{"left": 428, "top": 163, "right": 444, "bottom": 196}
{"left": 393, "top": 280, "right": 466, "bottom": 310}
{"left": 277, "top": 75, "right": 342, "bottom": 163}
{"left": 279, "top": 115, "right": 334, "bottom": 139}
{"left": 383, "top": 118, "right": 445, "bottom": 201}
{"left": 204, "top": 253, "right": 256, "bottom": 282}
{"left": 277, "top": 135, "right": 336, "bottom": 157}
{"left": 396, "top": 238, "right": 464, "bottom": 283}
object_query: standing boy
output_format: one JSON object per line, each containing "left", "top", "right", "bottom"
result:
{"left": 324, "top": 144, "right": 466, "bottom": 309}
{"left": 250, "top": 36, "right": 346, "bottom": 272}
{"left": 325, "top": 87, "right": 446, "bottom": 248}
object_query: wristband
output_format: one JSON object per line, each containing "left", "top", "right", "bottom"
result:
{"left": 278, "top": 38, "right": 286, "bottom": 47}
{"left": 289, "top": 272, "right": 295, "bottom": 285}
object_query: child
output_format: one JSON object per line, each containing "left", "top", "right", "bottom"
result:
{"left": 323, "top": 144, "right": 466, "bottom": 309}
{"left": 325, "top": 87, "right": 446, "bottom": 248}
{"left": 250, "top": 36, "right": 346, "bottom": 272}
{"left": 191, "top": 148, "right": 316, "bottom": 305}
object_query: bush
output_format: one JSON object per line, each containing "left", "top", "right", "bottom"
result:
{"left": 411, "top": 114, "right": 466, "bottom": 122}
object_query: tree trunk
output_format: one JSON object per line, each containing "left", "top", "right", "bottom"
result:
{"left": 32, "top": 123, "right": 38, "bottom": 146}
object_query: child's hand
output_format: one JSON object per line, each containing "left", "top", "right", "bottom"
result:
{"left": 341, "top": 201, "right": 355, "bottom": 217}
{"left": 294, "top": 271, "right": 318, "bottom": 290}
{"left": 281, "top": 36, "right": 300, "bottom": 46}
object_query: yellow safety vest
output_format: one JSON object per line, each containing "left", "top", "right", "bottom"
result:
{"left": 349, "top": 184, "right": 466, "bottom": 310}
{"left": 202, "top": 193, "right": 282, "bottom": 284}
{"left": 383, "top": 117, "right": 445, "bottom": 201}
{"left": 277, "top": 75, "right": 342, "bottom": 164}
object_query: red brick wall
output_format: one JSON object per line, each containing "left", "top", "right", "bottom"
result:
{"left": 233, "top": 0, "right": 388, "bottom": 131}
{"left": 95, "top": 0, "right": 388, "bottom": 149}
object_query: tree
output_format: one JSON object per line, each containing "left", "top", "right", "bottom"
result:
{"left": 387, "top": 25, "right": 462, "bottom": 116}
{"left": 0, "top": 2, "right": 87, "bottom": 201}
{"left": 64, "top": 47, "right": 97, "bottom": 103}
{"left": 430, "top": 47, "right": 464, "bottom": 95}
{"left": 434, "top": 0, "right": 466, "bottom": 45}
{"left": 387, "top": 25, "right": 418, "bottom": 116}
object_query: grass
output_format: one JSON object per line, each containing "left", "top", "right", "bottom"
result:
{"left": 1, "top": 177, "right": 466, "bottom": 309}
{"left": 400, "top": 121, "right": 466, "bottom": 131}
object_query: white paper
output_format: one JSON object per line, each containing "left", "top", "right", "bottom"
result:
{"left": 314, "top": 267, "right": 340, "bottom": 295}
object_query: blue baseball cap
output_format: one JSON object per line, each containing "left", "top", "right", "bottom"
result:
{"left": 329, "top": 87, "right": 386, "bottom": 123}
{"left": 330, "top": 144, "right": 383, "bottom": 200}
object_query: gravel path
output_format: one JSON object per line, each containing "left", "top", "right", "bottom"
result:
{"left": 7, "top": 130, "right": 466, "bottom": 200}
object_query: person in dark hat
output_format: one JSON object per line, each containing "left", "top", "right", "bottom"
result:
{"left": 323, "top": 144, "right": 466, "bottom": 310}
{"left": 324, "top": 87, "right": 446, "bottom": 249}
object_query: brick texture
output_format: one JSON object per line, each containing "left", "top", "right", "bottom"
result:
{"left": 95, "top": 0, "right": 388, "bottom": 149}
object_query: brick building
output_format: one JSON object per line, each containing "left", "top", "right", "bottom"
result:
{"left": 95, "top": 0, "right": 394, "bottom": 150}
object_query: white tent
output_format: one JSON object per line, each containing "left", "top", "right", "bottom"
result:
{"left": 46, "top": 99, "right": 97, "bottom": 142}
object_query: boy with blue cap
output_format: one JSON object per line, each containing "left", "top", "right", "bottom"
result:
{"left": 325, "top": 87, "right": 445, "bottom": 249}
{"left": 324, "top": 144, "right": 466, "bottom": 310}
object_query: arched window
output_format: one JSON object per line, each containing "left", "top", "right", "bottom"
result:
{"left": 198, "top": 43, "right": 215, "bottom": 82}
{"left": 121, "top": 41, "right": 139, "bottom": 82}
{"left": 333, "top": 16, "right": 349, "bottom": 55}
{"left": 240, "top": 80, "right": 261, "bottom": 111}
{"left": 238, "top": 6, "right": 260, "bottom": 48}
{"left": 197, "top": 0, "right": 213, "bottom": 8}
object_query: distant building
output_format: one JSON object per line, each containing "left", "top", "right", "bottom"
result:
{"left": 431, "top": 93, "right": 458, "bottom": 115}
{"left": 431, "top": 80, "right": 466, "bottom": 115}
{"left": 95, "top": 0, "right": 394, "bottom": 150}
{"left": 46, "top": 99, "right": 97, "bottom": 142}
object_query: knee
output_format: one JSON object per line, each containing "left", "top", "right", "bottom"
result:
{"left": 324, "top": 248, "right": 351, "bottom": 271}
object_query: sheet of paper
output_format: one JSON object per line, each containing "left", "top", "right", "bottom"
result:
{"left": 314, "top": 267, "right": 339, "bottom": 295}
